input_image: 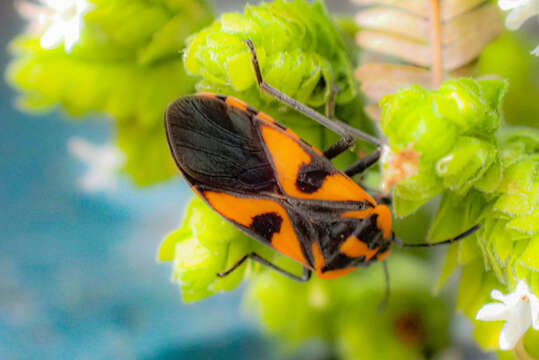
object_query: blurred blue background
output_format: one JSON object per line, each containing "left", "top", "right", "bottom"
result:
{"left": 0, "top": 0, "right": 412, "bottom": 359}
{"left": 1, "top": 0, "right": 360, "bottom": 358}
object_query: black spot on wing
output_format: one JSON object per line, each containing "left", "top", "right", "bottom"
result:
{"left": 250, "top": 212, "right": 283, "bottom": 242}
{"left": 295, "top": 163, "right": 330, "bottom": 193}
{"left": 322, "top": 253, "right": 355, "bottom": 272}
{"left": 295, "top": 155, "right": 337, "bottom": 194}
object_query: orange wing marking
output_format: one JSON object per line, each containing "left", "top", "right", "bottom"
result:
{"left": 256, "top": 111, "right": 275, "bottom": 124}
{"left": 312, "top": 243, "right": 355, "bottom": 280}
{"left": 340, "top": 236, "right": 378, "bottom": 260}
{"left": 341, "top": 208, "right": 374, "bottom": 219}
{"left": 373, "top": 205, "right": 392, "bottom": 238}
{"left": 225, "top": 96, "right": 247, "bottom": 111}
{"left": 203, "top": 191, "right": 306, "bottom": 265}
{"left": 260, "top": 125, "right": 375, "bottom": 203}
{"left": 377, "top": 249, "right": 391, "bottom": 261}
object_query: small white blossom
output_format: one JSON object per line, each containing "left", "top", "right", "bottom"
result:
{"left": 17, "top": 0, "right": 94, "bottom": 53}
{"left": 498, "top": 0, "right": 539, "bottom": 55}
{"left": 476, "top": 280, "right": 539, "bottom": 350}
{"left": 68, "top": 137, "right": 125, "bottom": 192}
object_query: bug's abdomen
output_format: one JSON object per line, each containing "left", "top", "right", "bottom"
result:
{"left": 164, "top": 95, "right": 277, "bottom": 193}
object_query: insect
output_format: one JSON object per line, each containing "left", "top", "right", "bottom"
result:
{"left": 164, "top": 40, "right": 479, "bottom": 282}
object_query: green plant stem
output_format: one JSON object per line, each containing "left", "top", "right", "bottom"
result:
{"left": 514, "top": 338, "right": 537, "bottom": 360}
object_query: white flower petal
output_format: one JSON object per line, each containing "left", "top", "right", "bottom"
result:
{"left": 42, "top": 0, "right": 67, "bottom": 12}
{"left": 515, "top": 280, "right": 530, "bottom": 295}
{"left": 68, "top": 137, "right": 124, "bottom": 193}
{"left": 40, "top": 21, "right": 65, "bottom": 49}
{"left": 499, "top": 317, "right": 531, "bottom": 350}
{"left": 491, "top": 289, "right": 508, "bottom": 302}
{"left": 77, "top": 0, "right": 94, "bottom": 13}
{"left": 63, "top": 19, "right": 81, "bottom": 52}
{"left": 530, "top": 294, "right": 539, "bottom": 330}
{"left": 476, "top": 280, "right": 539, "bottom": 351}
{"left": 505, "top": 5, "right": 538, "bottom": 30}
{"left": 531, "top": 44, "right": 539, "bottom": 56}
{"left": 498, "top": 0, "right": 531, "bottom": 11}
{"left": 476, "top": 303, "right": 510, "bottom": 321}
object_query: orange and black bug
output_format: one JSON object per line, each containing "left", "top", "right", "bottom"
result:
{"left": 164, "top": 40, "right": 479, "bottom": 282}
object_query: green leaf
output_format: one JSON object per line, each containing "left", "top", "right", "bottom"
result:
{"left": 474, "top": 159, "right": 503, "bottom": 194}
{"left": 520, "top": 235, "right": 539, "bottom": 269}
{"left": 506, "top": 209, "right": 539, "bottom": 234}
{"left": 428, "top": 191, "right": 486, "bottom": 244}
{"left": 493, "top": 193, "right": 534, "bottom": 217}
{"left": 457, "top": 260, "right": 484, "bottom": 316}
{"left": 435, "top": 137, "right": 497, "bottom": 194}
{"left": 498, "top": 159, "right": 536, "bottom": 195}
{"left": 435, "top": 243, "right": 459, "bottom": 292}
{"left": 159, "top": 197, "right": 259, "bottom": 302}
{"left": 115, "top": 121, "right": 177, "bottom": 186}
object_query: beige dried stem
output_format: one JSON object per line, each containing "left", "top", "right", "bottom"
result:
{"left": 353, "top": 0, "right": 504, "bottom": 121}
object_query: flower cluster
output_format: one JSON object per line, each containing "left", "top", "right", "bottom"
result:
{"left": 8, "top": 0, "right": 213, "bottom": 186}
{"left": 381, "top": 79, "right": 539, "bottom": 354}
{"left": 380, "top": 79, "right": 506, "bottom": 216}
{"left": 183, "top": 0, "right": 357, "bottom": 110}
{"left": 246, "top": 255, "right": 451, "bottom": 360}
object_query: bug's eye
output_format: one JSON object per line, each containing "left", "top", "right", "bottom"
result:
{"left": 357, "top": 202, "right": 370, "bottom": 210}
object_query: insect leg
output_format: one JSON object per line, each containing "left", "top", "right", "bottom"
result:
{"left": 398, "top": 224, "right": 481, "bottom": 248}
{"left": 318, "top": 84, "right": 365, "bottom": 159}
{"left": 246, "top": 39, "right": 382, "bottom": 147}
{"left": 344, "top": 148, "right": 381, "bottom": 177}
{"left": 323, "top": 137, "right": 356, "bottom": 159}
{"left": 217, "top": 252, "right": 312, "bottom": 282}
{"left": 321, "top": 85, "right": 361, "bottom": 159}
{"left": 378, "top": 261, "right": 390, "bottom": 312}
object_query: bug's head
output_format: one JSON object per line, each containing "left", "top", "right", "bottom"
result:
{"left": 314, "top": 205, "right": 393, "bottom": 279}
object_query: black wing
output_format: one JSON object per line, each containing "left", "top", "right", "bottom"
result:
{"left": 164, "top": 95, "right": 277, "bottom": 194}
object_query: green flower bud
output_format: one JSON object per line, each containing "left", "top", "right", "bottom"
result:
{"left": 245, "top": 255, "right": 450, "bottom": 360}
{"left": 380, "top": 78, "right": 507, "bottom": 217}
{"left": 158, "top": 197, "right": 295, "bottom": 302}
{"left": 183, "top": 0, "right": 356, "bottom": 109}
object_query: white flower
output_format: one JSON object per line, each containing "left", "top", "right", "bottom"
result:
{"left": 68, "top": 137, "right": 125, "bottom": 192}
{"left": 476, "top": 280, "right": 539, "bottom": 350}
{"left": 17, "top": 0, "right": 94, "bottom": 53}
{"left": 498, "top": 0, "right": 539, "bottom": 56}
